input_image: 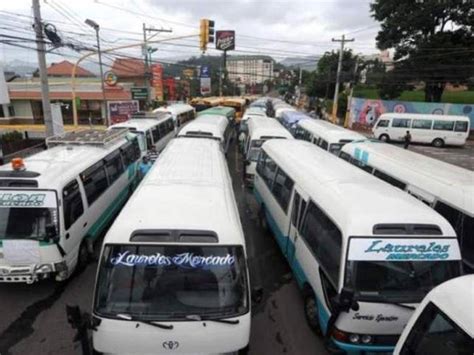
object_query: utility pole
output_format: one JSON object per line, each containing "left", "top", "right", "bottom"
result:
{"left": 219, "top": 50, "right": 227, "bottom": 96}
{"left": 331, "top": 34, "right": 354, "bottom": 124}
{"left": 32, "top": 0, "right": 54, "bottom": 137}
{"left": 344, "top": 58, "right": 359, "bottom": 128}
{"left": 142, "top": 24, "right": 172, "bottom": 108}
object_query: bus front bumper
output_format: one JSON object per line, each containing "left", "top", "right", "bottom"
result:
{"left": 0, "top": 261, "right": 68, "bottom": 283}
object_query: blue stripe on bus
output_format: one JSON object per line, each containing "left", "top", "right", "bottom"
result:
{"left": 333, "top": 340, "right": 394, "bottom": 354}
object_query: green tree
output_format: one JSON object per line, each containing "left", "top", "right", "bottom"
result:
{"left": 371, "top": 0, "right": 474, "bottom": 102}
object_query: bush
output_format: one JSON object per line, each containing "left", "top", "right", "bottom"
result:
{"left": 0, "top": 131, "right": 23, "bottom": 144}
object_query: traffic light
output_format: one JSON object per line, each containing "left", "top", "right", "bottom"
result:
{"left": 199, "top": 19, "right": 215, "bottom": 52}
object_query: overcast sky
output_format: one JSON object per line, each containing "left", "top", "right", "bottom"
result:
{"left": 0, "top": 0, "right": 381, "bottom": 70}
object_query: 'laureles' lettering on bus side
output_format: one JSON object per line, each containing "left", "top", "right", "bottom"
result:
{"left": 364, "top": 240, "right": 450, "bottom": 254}
{"left": 110, "top": 251, "right": 235, "bottom": 268}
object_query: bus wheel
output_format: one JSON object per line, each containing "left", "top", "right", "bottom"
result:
{"left": 432, "top": 138, "right": 444, "bottom": 148}
{"left": 259, "top": 206, "right": 268, "bottom": 231}
{"left": 379, "top": 134, "right": 389, "bottom": 142}
{"left": 76, "top": 241, "right": 90, "bottom": 272}
{"left": 304, "top": 292, "right": 321, "bottom": 334}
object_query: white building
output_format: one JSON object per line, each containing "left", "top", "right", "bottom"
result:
{"left": 227, "top": 55, "right": 274, "bottom": 85}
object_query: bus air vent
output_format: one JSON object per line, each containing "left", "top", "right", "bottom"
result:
{"left": 373, "top": 224, "right": 442, "bottom": 235}
{"left": 130, "top": 229, "right": 219, "bottom": 243}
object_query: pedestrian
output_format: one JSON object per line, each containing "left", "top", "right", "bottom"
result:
{"left": 139, "top": 156, "right": 152, "bottom": 177}
{"left": 404, "top": 130, "right": 412, "bottom": 149}
{"left": 239, "top": 131, "right": 247, "bottom": 154}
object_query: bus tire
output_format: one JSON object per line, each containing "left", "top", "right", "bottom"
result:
{"left": 303, "top": 289, "right": 321, "bottom": 334}
{"left": 378, "top": 134, "right": 390, "bottom": 142}
{"left": 259, "top": 205, "right": 268, "bottom": 231}
{"left": 432, "top": 138, "right": 444, "bottom": 148}
{"left": 76, "top": 240, "right": 90, "bottom": 272}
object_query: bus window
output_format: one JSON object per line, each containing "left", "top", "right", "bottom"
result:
{"left": 374, "top": 169, "right": 407, "bottom": 190}
{"left": 81, "top": 161, "right": 108, "bottom": 205}
{"left": 104, "top": 151, "right": 125, "bottom": 185}
{"left": 301, "top": 201, "right": 342, "bottom": 285}
{"left": 433, "top": 120, "right": 455, "bottom": 131}
{"left": 412, "top": 119, "right": 433, "bottom": 129}
{"left": 400, "top": 302, "right": 472, "bottom": 355}
{"left": 376, "top": 119, "right": 389, "bottom": 127}
{"left": 454, "top": 121, "right": 468, "bottom": 132}
{"left": 146, "top": 131, "right": 153, "bottom": 149}
{"left": 256, "top": 151, "right": 277, "bottom": 188}
{"left": 319, "top": 139, "right": 329, "bottom": 150}
{"left": 62, "top": 179, "right": 84, "bottom": 230}
{"left": 271, "top": 168, "right": 294, "bottom": 212}
{"left": 291, "top": 192, "right": 301, "bottom": 227}
{"left": 339, "top": 151, "right": 352, "bottom": 162}
{"left": 392, "top": 118, "right": 412, "bottom": 128}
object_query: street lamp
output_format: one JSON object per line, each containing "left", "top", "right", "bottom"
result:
{"left": 85, "top": 18, "right": 108, "bottom": 126}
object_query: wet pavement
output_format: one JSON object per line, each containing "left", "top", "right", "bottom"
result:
{"left": 0, "top": 139, "right": 327, "bottom": 355}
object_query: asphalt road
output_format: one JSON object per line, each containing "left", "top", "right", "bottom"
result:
{"left": 0, "top": 139, "right": 327, "bottom": 355}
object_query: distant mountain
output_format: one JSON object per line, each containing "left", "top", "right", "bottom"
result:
{"left": 279, "top": 56, "right": 320, "bottom": 71}
{"left": 1, "top": 60, "right": 37, "bottom": 76}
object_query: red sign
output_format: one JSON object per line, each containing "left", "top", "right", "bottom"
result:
{"left": 151, "top": 64, "right": 163, "bottom": 101}
{"left": 216, "top": 31, "right": 235, "bottom": 51}
{"left": 107, "top": 100, "right": 139, "bottom": 124}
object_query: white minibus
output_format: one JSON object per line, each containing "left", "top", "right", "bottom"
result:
{"left": 0, "top": 129, "right": 141, "bottom": 283}
{"left": 372, "top": 113, "right": 470, "bottom": 147}
{"left": 243, "top": 117, "right": 293, "bottom": 184}
{"left": 340, "top": 140, "right": 474, "bottom": 271}
{"left": 254, "top": 139, "right": 462, "bottom": 354}
{"left": 153, "top": 103, "right": 196, "bottom": 131}
{"left": 109, "top": 115, "right": 175, "bottom": 158}
{"left": 177, "top": 114, "right": 232, "bottom": 153}
{"left": 91, "top": 137, "right": 251, "bottom": 354}
{"left": 394, "top": 275, "right": 473, "bottom": 354}
{"left": 295, "top": 118, "right": 366, "bottom": 155}
{"left": 240, "top": 107, "right": 267, "bottom": 133}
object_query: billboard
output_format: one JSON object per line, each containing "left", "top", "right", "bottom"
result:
{"left": 108, "top": 100, "right": 139, "bottom": 124}
{"left": 216, "top": 31, "right": 235, "bottom": 51}
{"left": 151, "top": 64, "right": 163, "bottom": 101}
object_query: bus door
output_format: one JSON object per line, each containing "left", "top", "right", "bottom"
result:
{"left": 286, "top": 188, "right": 307, "bottom": 281}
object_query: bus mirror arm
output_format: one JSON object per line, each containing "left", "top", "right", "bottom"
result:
{"left": 335, "top": 287, "right": 359, "bottom": 313}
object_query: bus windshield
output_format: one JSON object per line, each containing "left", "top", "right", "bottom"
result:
{"left": 0, "top": 190, "right": 58, "bottom": 241}
{"left": 346, "top": 237, "right": 462, "bottom": 303}
{"left": 95, "top": 244, "right": 249, "bottom": 321}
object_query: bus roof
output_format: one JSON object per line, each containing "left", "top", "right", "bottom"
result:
{"left": 341, "top": 140, "right": 474, "bottom": 216}
{"left": 178, "top": 114, "right": 228, "bottom": 141}
{"left": 153, "top": 103, "right": 194, "bottom": 116}
{"left": 262, "top": 139, "right": 455, "bottom": 237}
{"left": 0, "top": 132, "right": 135, "bottom": 189}
{"left": 280, "top": 110, "right": 309, "bottom": 124}
{"left": 198, "top": 106, "right": 236, "bottom": 117}
{"left": 379, "top": 113, "right": 470, "bottom": 121}
{"left": 110, "top": 115, "right": 171, "bottom": 132}
{"left": 104, "top": 138, "right": 244, "bottom": 245}
{"left": 221, "top": 97, "right": 246, "bottom": 105}
{"left": 248, "top": 117, "right": 294, "bottom": 140}
{"left": 423, "top": 275, "right": 474, "bottom": 337}
{"left": 298, "top": 119, "right": 366, "bottom": 142}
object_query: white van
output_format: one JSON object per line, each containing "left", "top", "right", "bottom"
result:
{"left": 153, "top": 104, "right": 196, "bottom": 131}
{"left": 109, "top": 115, "right": 175, "bottom": 158}
{"left": 243, "top": 117, "right": 293, "bottom": 184}
{"left": 394, "top": 275, "right": 473, "bottom": 354}
{"left": 295, "top": 118, "right": 366, "bottom": 155}
{"left": 340, "top": 140, "right": 474, "bottom": 271}
{"left": 92, "top": 137, "right": 251, "bottom": 355}
{"left": 254, "top": 139, "right": 462, "bottom": 354}
{"left": 372, "top": 113, "right": 470, "bottom": 147}
{"left": 0, "top": 129, "right": 141, "bottom": 283}
{"left": 177, "top": 114, "right": 232, "bottom": 153}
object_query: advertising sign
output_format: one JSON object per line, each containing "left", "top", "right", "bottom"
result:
{"left": 107, "top": 100, "right": 139, "bottom": 124}
{"left": 104, "top": 71, "right": 118, "bottom": 86}
{"left": 348, "top": 238, "right": 461, "bottom": 261}
{"left": 215, "top": 31, "right": 235, "bottom": 51}
{"left": 151, "top": 64, "right": 163, "bottom": 101}
{"left": 200, "top": 77, "right": 211, "bottom": 95}
{"left": 130, "top": 87, "right": 148, "bottom": 100}
{"left": 200, "top": 65, "right": 210, "bottom": 78}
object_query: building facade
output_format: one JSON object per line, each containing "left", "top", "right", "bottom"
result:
{"left": 226, "top": 55, "right": 274, "bottom": 85}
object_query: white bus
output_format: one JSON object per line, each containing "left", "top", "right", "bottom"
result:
{"left": 92, "top": 137, "right": 251, "bottom": 355}
{"left": 340, "top": 140, "right": 474, "bottom": 271}
{"left": 372, "top": 113, "right": 470, "bottom": 147}
{"left": 295, "top": 118, "right": 366, "bottom": 155}
{"left": 0, "top": 129, "right": 141, "bottom": 283}
{"left": 240, "top": 106, "right": 267, "bottom": 133}
{"left": 243, "top": 117, "right": 293, "bottom": 184}
{"left": 177, "top": 114, "right": 232, "bottom": 153}
{"left": 153, "top": 103, "right": 196, "bottom": 131}
{"left": 254, "top": 139, "right": 462, "bottom": 354}
{"left": 109, "top": 115, "right": 175, "bottom": 158}
{"left": 394, "top": 275, "right": 473, "bottom": 355}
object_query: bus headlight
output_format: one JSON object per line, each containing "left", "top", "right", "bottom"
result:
{"left": 34, "top": 264, "right": 53, "bottom": 273}
{"left": 361, "top": 335, "right": 372, "bottom": 344}
{"left": 349, "top": 334, "right": 360, "bottom": 343}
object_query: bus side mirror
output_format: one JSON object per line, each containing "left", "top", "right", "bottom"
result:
{"left": 335, "top": 287, "right": 359, "bottom": 313}
{"left": 45, "top": 224, "right": 58, "bottom": 243}
{"left": 251, "top": 286, "right": 263, "bottom": 304}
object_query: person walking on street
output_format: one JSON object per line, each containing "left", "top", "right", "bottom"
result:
{"left": 404, "top": 130, "right": 412, "bottom": 149}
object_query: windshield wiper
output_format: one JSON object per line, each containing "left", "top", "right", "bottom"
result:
{"left": 185, "top": 314, "right": 240, "bottom": 325}
{"left": 359, "top": 296, "right": 416, "bottom": 310}
{"left": 116, "top": 313, "right": 174, "bottom": 330}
